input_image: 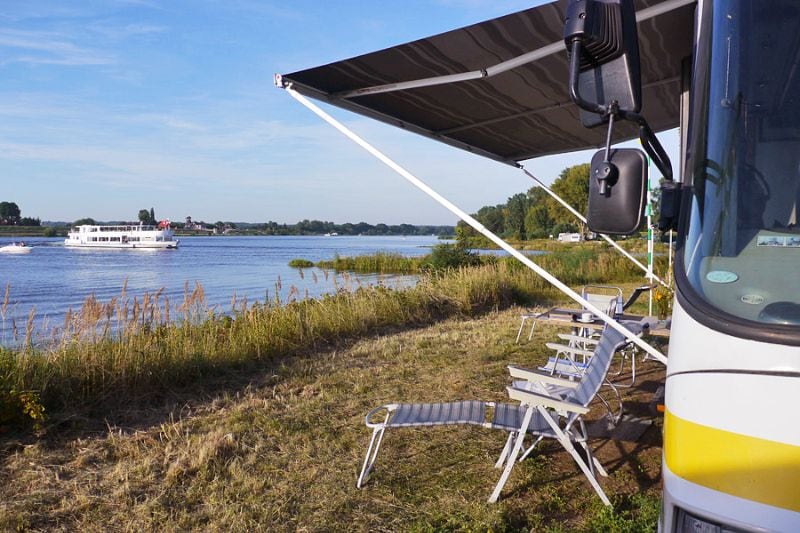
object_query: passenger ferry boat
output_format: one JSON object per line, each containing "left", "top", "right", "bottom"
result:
{"left": 65, "top": 221, "right": 179, "bottom": 249}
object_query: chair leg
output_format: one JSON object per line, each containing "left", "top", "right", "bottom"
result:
{"left": 540, "top": 407, "right": 611, "bottom": 507}
{"left": 561, "top": 435, "right": 611, "bottom": 506}
{"left": 518, "top": 435, "right": 544, "bottom": 462}
{"left": 357, "top": 426, "right": 386, "bottom": 488}
{"left": 495, "top": 432, "right": 515, "bottom": 468}
{"left": 577, "top": 420, "right": 607, "bottom": 477}
{"left": 516, "top": 316, "right": 529, "bottom": 343}
{"left": 527, "top": 319, "right": 536, "bottom": 341}
{"left": 488, "top": 407, "right": 534, "bottom": 503}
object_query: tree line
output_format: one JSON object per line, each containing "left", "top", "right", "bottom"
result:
{"left": 7, "top": 202, "right": 453, "bottom": 237}
{"left": 217, "top": 220, "right": 453, "bottom": 236}
{"left": 456, "top": 163, "right": 590, "bottom": 245}
{"left": 64, "top": 211, "right": 453, "bottom": 237}
{"left": 0, "top": 201, "right": 41, "bottom": 226}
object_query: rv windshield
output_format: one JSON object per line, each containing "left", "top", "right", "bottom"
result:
{"left": 684, "top": 0, "right": 800, "bottom": 326}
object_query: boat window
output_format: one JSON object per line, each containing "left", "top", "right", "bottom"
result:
{"left": 684, "top": 0, "right": 800, "bottom": 326}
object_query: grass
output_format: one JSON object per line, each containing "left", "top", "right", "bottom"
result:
{"left": 315, "top": 251, "right": 426, "bottom": 273}
{"left": 0, "top": 308, "right": 665, "bottom": 531}
{"left": 0, "top": 264, "right": 547, "bottom": 419}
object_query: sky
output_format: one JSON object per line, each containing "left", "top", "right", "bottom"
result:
{"left": 0, "top": 0, "right": 679, "bottom": 226}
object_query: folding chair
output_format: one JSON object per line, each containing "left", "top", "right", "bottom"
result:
{"left": 357, "top": 323, "right": 646, "bottom": 506}
{"left": 488, "top": 325, "right": 635, "bottom": 505}
{"left": 581, "top": 284, "right": 623, "bottom": 319}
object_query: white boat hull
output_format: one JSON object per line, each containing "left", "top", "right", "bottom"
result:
{"left": 0, "top": 245, "right": 32, "bottom": 254}
{"left": 64, "top": 241, "right": 178, "bottom": 249}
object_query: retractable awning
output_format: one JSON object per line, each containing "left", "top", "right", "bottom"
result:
{"left": 276, "top": 0, "right": 695, "bottom": 166}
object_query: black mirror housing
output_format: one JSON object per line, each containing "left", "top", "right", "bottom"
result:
{"left": 564, "top": 0, "right": 642, "bottom": 127}
{"left": 587, "top": 148, "right": 647, "bottom": 235}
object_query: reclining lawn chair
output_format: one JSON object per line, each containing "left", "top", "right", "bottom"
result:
{"left": 356, "top": 320, "right": 650, "bottom": 505}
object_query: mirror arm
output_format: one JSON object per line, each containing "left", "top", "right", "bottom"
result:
{"left": 619, "top": 110, "right": 674, "bottom": 181}
{"left": 567, "top": 39, "right": 607, "bottom": 116}
{"left": 567, "top": 37, "right": 673, "bottom": 182}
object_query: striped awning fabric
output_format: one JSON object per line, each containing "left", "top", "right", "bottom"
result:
{"left": 278, "top": 0, "right": 694, "bottom": 165}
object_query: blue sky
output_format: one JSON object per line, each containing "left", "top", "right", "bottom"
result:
{"left": 0, "top": 0, "right": 678, "bottom": 225}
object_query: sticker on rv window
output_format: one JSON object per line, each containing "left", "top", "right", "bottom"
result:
{"left": 706, "top": 270, "right": 738, "bottom": 283}
{"left": 757, "top": 235, "right": 786, "bottom": 247}
{"left": 741, "top": 294, "right": 764, "bottom": 305}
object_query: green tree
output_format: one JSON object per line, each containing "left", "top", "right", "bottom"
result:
{"left": 524, "top": 187, "right": 554, "bottom": 238}
{"left": 19, "top": 216, "right": 41, "bottom": 227}
{"left": 73, "top": 217, "right": 96, "bottom": 226}
{"left": 138, "top": 209, "right": 151, "bottom": 224}
{"left": 0, "top": 202, "right": 21, "bottom": 225}
{"left": 149, "top": 207, "right": 156, "bottom": 224}
{"left": 548, "top": 163, "right": 590, "bottom": 234}
{"left": 504, "top": 193, "right": 529, "bottom": 240}
{"left": 475, "top": 205, "right": 505, "bottom": 234}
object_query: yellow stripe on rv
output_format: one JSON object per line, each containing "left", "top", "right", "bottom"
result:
{"left": 664, "top": 409, "right": 800, "bottom": 512}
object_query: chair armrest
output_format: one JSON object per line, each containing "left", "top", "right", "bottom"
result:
{"left": 545, "top": 343, "right": 594, "bottom": 358}
{"left": 506, "top": 387, "right": 590, "bottom": 414}
{"left": 557, "top": 333, "right": 599, "bottom": 345}
{"left": 364, "top": 404, "right": 399, "bottom": 428}
{"left": 507, "top": 365, "right": 579, "bottom": 388}
{"left": 622, "top": 284, "right": 656, "bottom": 311}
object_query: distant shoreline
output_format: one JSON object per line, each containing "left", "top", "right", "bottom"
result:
{"left": 0, "top": 226, "right": 454, "bottom": 239}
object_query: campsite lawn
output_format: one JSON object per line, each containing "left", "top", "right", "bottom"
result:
{"left": 0, "top": 307, "right": 665, "bottom": 531}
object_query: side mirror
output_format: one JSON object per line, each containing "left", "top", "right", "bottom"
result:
{"left": 587, "top": 148, "right": 647, "bottom": 235}
{"left": 564, "top": 0, "right": 642, "bottom": 127}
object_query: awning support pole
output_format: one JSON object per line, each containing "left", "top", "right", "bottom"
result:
{"left": 283, "top": 85, "right": 667, "bottom": 365}
{"left": 519, "top": 167, "right": 669, "bottom": 288}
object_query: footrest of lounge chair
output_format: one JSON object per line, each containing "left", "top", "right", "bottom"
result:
{"left": 385, "top": 401, "right": 487, "bottom": 428}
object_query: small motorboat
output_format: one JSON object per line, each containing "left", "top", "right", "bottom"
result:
{"left": 0, "top": 242, "right": 32, "bottom": 254}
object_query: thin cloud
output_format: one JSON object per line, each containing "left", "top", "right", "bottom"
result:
{"left": 0, "top": 29, "right": 115, "bottom": 66}
{"left": 88, "top": 22, "right": 167, "bottom": 40}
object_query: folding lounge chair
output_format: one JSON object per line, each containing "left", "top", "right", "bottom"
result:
{"left": 357, "top": 323, "right": 644, "bottom": 505}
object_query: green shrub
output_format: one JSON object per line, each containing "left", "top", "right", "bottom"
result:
{"left": 288, "top": 259, "right": 314, "bottom": 268}
{"left": 0, "top": 350, "right": 46, "bottom": 429}
{"left": 422, "top": 243, "right": 481, "bottom": 271}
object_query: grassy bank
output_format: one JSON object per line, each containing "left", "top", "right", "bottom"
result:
{"left": 0, "top": 265, "right": 546, "bottom": 422}
{"left": 0, "top": 226, "right": 65, "bottom": 237}
{"left": 314, "top": 251, "right": 428, "bottom": 273}
{"left": 304, "top": 241, "right": 669, "bottom": 276}
{"left": 0, "top": 308, "right": 665, "bottom": 531}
